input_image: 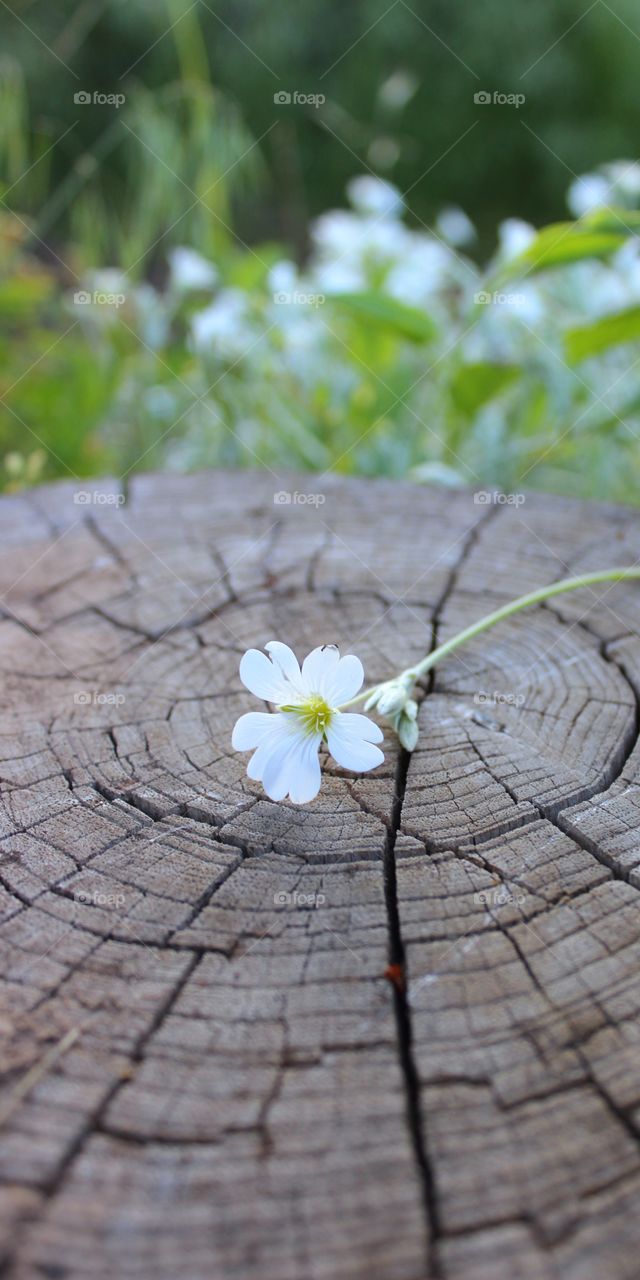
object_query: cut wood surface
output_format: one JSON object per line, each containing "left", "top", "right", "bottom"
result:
{"left": 1, "top": 470, "right": 640, "bottom": 1280}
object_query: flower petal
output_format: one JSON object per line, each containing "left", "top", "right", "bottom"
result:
{"left": 261, "top": 728, "right": 322, "bottom": 802}
{"left": 259, "top": 738, "right": 299, "bottom": 801}
{"left": 337, "top": 712, "right": 384, "bottom": 743}
{"left": 239, "top": 648, "right": 289, "bottom": 702}
{"left": 301, "top": 644, "right": 340, "bottom": 695}
{"left": 287, "top": 734, "right": 322, "bottom": 804}
{"left": 264, "top": 641, "right": 304, "bottom": 693}
{"left": 246, "top": 715, "right": 293, "bottom": 781}
{"left": 231, "top": 711, "right": 275, "bottom": 751}
{"left": 324, "top": 654, "right": 364, "bottom": 705}
{"left": 326, "top": 713, "right": 385, "bottom": 772}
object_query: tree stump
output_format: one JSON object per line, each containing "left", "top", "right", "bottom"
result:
{"left": 2, "top": 470, "right": 640, "bottom": 1280}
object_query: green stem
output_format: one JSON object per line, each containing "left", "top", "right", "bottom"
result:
{"left": 343, "top": 567, "right": 640, "bottom": 708}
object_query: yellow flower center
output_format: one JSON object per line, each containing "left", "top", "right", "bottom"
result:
{"left": 279, "top": 694, "right": 334, "bottom": 736}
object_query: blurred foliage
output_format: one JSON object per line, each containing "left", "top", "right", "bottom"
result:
{"left": 0, "top": 37, "right": 261, "bottom": 276}
{"left": 3, "top": 169, "right": 640, "bottom": 503}
{"left": 3, "top": 0, "right": 640, "bottom": 251}
{"left": 2, "top": 1, "right": 640, "bottom": 503}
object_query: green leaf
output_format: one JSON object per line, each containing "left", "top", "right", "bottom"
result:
{"left": 450, "top": 362, "right": 518, "bottom": 416}
{"left": 587, "top": 391, "right": 640, "bottom": 434}
{"left": 566, "top": 306, "right": 640, "bottom": 363}
{"left": 331, "top": 292, "right": 435, "bottom": 342}
{"left": 582, "top": 208, "right": 640, "bottom": 235}
{"left": 228, "top": 243, "right": 283, "bottom": 289}
{"left": 494, "top": 220, "right": 628, "bottom": 284}
{"left": 0, "top": 273, "right": 55, "bottom": 325}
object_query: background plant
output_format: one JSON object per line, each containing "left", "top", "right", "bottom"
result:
{"left": 5, "top": 0, "right": 640, "bottom": 248}
{"left": 3, "top": 0, "right": 640, "bottom": 502}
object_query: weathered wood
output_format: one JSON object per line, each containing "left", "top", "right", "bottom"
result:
{"left": 1, "top": 470, "right": 640, "bottom": 1279}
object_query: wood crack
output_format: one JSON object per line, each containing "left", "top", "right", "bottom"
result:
{"left": 379, "top": 505, "right": 498, "bottom": 1277}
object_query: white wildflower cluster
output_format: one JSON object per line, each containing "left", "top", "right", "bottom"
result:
{"left": 70, "top": 164, "right": 640, "bottom": 498}
{"left": 173, "top": 167, "right": 640, "bottom": 492}
{"left": 567, "top": 161, "right": 640, "bottom": 217}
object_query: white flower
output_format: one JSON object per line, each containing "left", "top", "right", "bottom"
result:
{"left": 605, "top": 161, "right": 640, "bottom": 202}
{"left": 190, "top": 289, "right": 254, "bottom": 360}
{"left": 347, "top": 175, "right": 404, "bottom": 219}
{"left": 435, "top": 205, "right": 476, "bottom": 248}
{"left": 168, "top": 247, "right": 218, "bottom": 292}
{"left": 567, "top": 173, "right": 611, "bottom": 218}
{"left": 267, "top": 259, "right": 298, "bottom": 295}
{"left": 232, "top": 641, "right": 384, "bottom": 804}
{"left": 497, "top": 218, "right": 536, "bottom": 261}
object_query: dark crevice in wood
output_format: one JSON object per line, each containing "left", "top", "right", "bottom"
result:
{"left": 94, "top": 1125, "right": 230, "bottom": 1146}
{"left": 552, "top": 809, "right": 633, "bottom": 883}
{"left": 379, "top": 508, "right": 498, "bottom": 1276}
{"left": 256, "top": 1020, "right": 289, "bottom": 1160}
{"left": 382, "top": 744, "right": 442, "bottom": 1277}
{"left": 305, "top": 528, "right": 333, "bottom": 593}
{"left": 458, "top": 809, "right": 539, "bottom": 848}
{"left": 402, "top": 808, "right": 543, "bottom": 857}
{"left": 428, "top": 506, "right": 502, "bottom": 675}
{"left": 85, "top": 513, "right": 131, "bottom": 574}
{"left": 541, "top": 787, "right": 635, "bottom": 887}
{"left": 87, "top": 775, "right": 276, "bottom": 862}
{"left": 208, "top": 546, "right": 238, "bottom": 603}
{"left": 89, "top": 778, "right": 187, "bottom": 820}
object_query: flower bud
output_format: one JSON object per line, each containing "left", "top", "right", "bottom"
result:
{"left": 397, "top": 711, "right": 419, "bottom": 751}
{"left": 365, "top": 674, "right": 415, "bottom": 717}
{"left": 365, "top": 677, "right": 420, "bottom": 751}
{"left": 377, "top": 683, "right": 408, "bottom": 716}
